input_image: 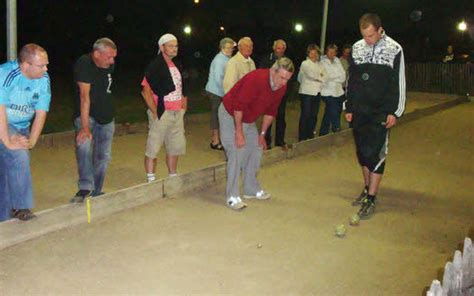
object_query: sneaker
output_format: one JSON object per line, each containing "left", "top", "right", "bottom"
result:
{"left": 243, "top": 190, "right": 271, "bottom": 200}
{"left": 227, "top": 196, "right": 247, "bottom": 210}
{"left": 11, "top": 209, "right": 36, "bottom": 221}
{"left": 70, "top": 189, "right": 92, "bottom": 203}
{"left": 358, "top": 200, "right": 376, "bottom": 219}
{"left": 352, "top": 188, "right": 368, "bottom": 206}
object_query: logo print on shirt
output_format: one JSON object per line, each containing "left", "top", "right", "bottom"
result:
{"left": 106, "top": 74, "right": 113, "bottom": 94}
{"left": 32, "top": 93, "right": 40, "bottom": 100}
{"left": 25, "top": 87, "right": 31, "bottom": 91}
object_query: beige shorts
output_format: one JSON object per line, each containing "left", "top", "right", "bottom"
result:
{"left": 145, "top": 109, "right": 186, "bottom": 158}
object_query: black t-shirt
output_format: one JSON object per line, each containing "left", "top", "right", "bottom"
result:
{"left": 73, "top": 54, "right": 115, "bottom": 124}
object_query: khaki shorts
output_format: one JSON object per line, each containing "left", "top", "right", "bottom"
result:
{"left": 145, "top": 109, "right": 186, "bottom": 158}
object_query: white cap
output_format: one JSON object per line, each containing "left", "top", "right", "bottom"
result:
{"left": 158, "top": 33, "right": 177, "bottom": 46}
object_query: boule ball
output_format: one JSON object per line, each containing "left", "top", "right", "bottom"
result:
{"left": 335, "top": 224, "right": 346, "bottom": 237}
{"left": 349, "top": 214, "right": 360, "bottom": 226}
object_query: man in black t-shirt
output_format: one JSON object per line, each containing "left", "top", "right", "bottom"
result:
{"left": 70, "top": 38, "right": 118, "bottom": 203}
{"left": 258, "top": 39, "right": 289, "bottom": 149}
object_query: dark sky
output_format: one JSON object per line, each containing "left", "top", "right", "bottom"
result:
{"left": 1, "top": 0, "right": 473, "bottom": 74}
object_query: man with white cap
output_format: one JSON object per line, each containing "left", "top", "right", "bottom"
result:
{"left": 141, "top": 33, "right": 188, "bottom": 182}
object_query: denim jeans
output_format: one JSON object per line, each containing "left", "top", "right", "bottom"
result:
{"left": 319, "top": 95, "right": 344, "bottom": 136}
{"left": 298, "top": 94, "right": 321, "bottom": 141}
{"left": 74, "top": 117, "right": 115, "bottom": 195}
{"left": 0, "top": 127, "right": 33, "bottom": 221}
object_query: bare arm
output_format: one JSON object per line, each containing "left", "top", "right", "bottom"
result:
{"left": 233, "top": 110, "right": 245, "bottom": 148}
{"left": 0, "top": 105, "right": 29, "bottom": 149}
{"left": 141, "top": 83, "right": 158, "bottom": 119}
{"left": 28, "top": 110, "right": 47, "bottom": 149}
{"left": 259, "top": 115, "right": 274, "bottom": 150}
{"left": 76, "top": 82, "right": 92, "bottom": 144}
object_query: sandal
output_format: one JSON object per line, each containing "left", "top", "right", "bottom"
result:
{"left": 11, "top": 209, "right": 36, "bottom": 221}
{"left": 210, "top": 142, "right": 224, "bottom": 150}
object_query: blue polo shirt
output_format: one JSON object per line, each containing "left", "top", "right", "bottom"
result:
{"left": 0, "top": 60, "right": 51, "bottom": 129}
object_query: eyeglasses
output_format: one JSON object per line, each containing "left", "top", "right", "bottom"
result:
{"left": 28, "top": 62, "right": 48, "bottom": 69}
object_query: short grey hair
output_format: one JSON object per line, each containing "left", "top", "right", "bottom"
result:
{"left": 219, "top": 37, "right": 235, "bottom": 50}
{"left": 272, "top": 39, "right": 287, "bottom": 50}
{"left": 93, "top": 37, "right": 117, "bottom": 52}
{"left": 237, "top": 37, "right": 253, "bottom": 47}
{"left": 271, "top": 57, "right": 295, "bottom": 73}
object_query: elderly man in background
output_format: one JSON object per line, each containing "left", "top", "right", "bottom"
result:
{"left": 222, "top": 37, "right": 256, "bottom": 94}
{"left": 259, "top": 39, "right": 289, "bottom": 149}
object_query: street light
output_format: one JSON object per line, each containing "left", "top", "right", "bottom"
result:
{"left": 294, "top": 23, "right": 303, "bottom": 32}
{"left": 457, "top": 21, "right": 467, "bottom": 32}
{"left": 184, "top": 25, "right": 192, "bottom": 35}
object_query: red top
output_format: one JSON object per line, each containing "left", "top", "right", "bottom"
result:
{"left": 222, "top": 69, "right": 287, "bottom": 123}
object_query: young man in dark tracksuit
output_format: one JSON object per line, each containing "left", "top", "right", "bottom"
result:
{"left": 345, "top": 13, "right": 406, "bottom": 219}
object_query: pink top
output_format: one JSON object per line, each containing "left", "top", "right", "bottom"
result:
{"left": 141, "top": 59, "right": 183, "bottom": 111}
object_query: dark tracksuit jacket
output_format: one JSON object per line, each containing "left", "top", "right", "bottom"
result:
{"left": 346, "top": 33, "right": 406, "bottom": 118}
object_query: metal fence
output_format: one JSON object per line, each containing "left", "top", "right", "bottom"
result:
{"left": 406, "top": 63, "right": 474, "bottom": 95}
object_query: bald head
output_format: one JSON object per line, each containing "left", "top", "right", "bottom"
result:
{"left": 238, "top": 37, "right": 253, "bottom": 58}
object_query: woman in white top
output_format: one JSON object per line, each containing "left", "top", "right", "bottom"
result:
{"left": 297, "top": 44, "right": 327, "bottom": 141}
{"left": 319, "top": 44, "right": 346, "bottom": 136}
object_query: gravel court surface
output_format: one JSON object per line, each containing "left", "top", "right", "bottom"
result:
{"left": 0, "top": 99, "right": 472, "bottom": 295}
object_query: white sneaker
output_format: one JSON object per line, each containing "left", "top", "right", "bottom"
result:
{"left": 243, "top": 190, "right": 271, "bottom": 200}
{"left": 227, "top": 196, "right": 247, "bottom": 210}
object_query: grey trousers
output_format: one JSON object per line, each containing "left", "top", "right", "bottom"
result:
{"left": 218, "top": 104, "right": 262, "bottom": 199}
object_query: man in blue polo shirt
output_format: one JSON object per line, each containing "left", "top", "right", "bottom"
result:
{"left": 0, "top": 43, "right": 51, "bottom": 221}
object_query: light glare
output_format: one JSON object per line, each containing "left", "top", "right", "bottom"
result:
{"left": 295, "top": 23, "right": 303, "bottom": 32}
{"left": 184, "top": 25, "right": 192, "bottom": 34}
{"left": 457, "top": 21, "right": 467, "bottom": 32}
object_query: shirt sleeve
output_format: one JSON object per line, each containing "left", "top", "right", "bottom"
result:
{"left": 0, "top": 88, "right": 7, "bottom": 105}
{"left": 35, "top": 74, "right": 52, "bottom": 112}
{"left": 222, "top": 59, "right": 237, "bottom": 94}
{"left": 345, "top": 53, "right": 356, "bottom": 113}
{"left": 74, "top": 57, "right": 93, "bottom": 84}
{"left": 0, "top": 70, "right": 10, "bottom": 105}
{"left": 211, "top": 56, "right": 226, "bottom": 90}
{"left": 387, "top": 49, "right": 406, "bottom": 117}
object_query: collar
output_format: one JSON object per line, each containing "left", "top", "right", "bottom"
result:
{"left": 236, "top": 51, "right": 252, "bottom": 63}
